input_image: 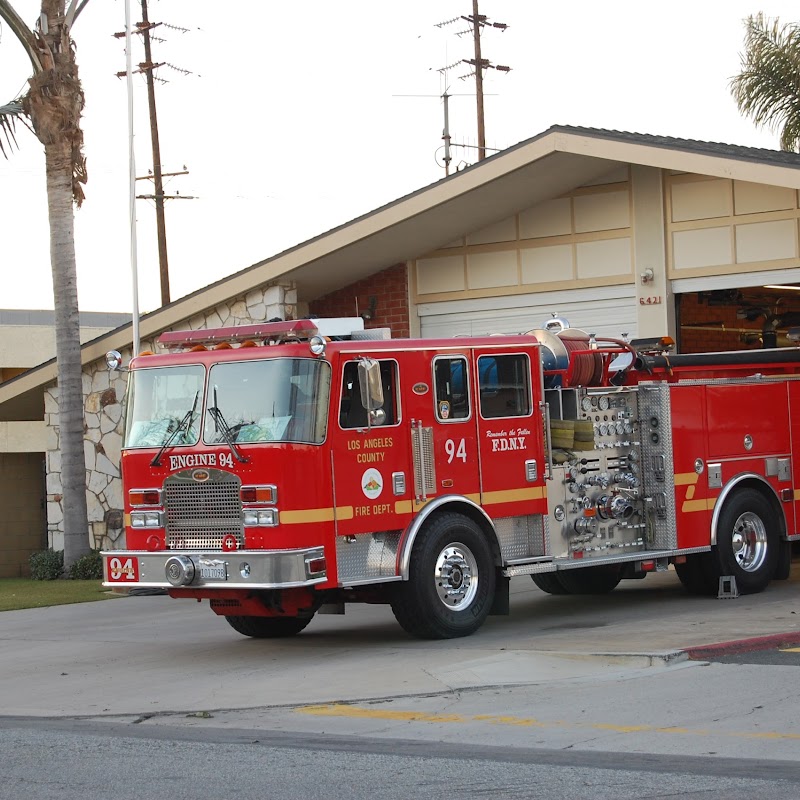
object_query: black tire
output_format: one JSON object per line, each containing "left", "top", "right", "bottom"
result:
{"left": 707, "top": 488, "right": 779, "bottom": 594}
{"left": 531, "top": 572, "right": 570, "bottom": 595}
{"left": 774, "top": 537, "right": 792, "bottom": 581}
{"left": 225, "top": 615, "right": 312, "bottom": 638}
{"left": 555, "top": 564, "right": 622, "bottom": 594}
{"left": 674, "top": 554, "right": 716, "bottom": 596}
{"left": 390, "top": 513, "right": 496, "bottom": 639}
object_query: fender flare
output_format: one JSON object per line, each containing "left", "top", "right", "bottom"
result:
{"left": 398, "top": 495, "right": 496, "bottom": 580}
{"left": 710, "top": 472, "right": 786, "bottom": 546}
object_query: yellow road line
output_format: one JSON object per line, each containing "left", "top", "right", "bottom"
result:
{"left": 295, "top": 703, "right": 800, "bottom": 741}
{"left": 780, "top": 647, "right": 800, "bottom": 652}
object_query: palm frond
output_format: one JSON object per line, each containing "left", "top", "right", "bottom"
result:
{"left": 730, "top": 13, "right": 800, "bottom": 151}
{"left": 0, "top": 98, "right": 30, "bottom": 158}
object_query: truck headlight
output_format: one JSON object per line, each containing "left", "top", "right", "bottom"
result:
{"left": 130, "top": 510, "right": 164, "bottom": 528}
{"left": 242, "top": 508, "right": 279, "bottom": 526}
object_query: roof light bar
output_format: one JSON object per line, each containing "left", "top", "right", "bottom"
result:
{"left": 157, "top": 317, "right": 368, "bottom": 351}
{"left": 158, "top": 319, "right": 320, "bottom": 350}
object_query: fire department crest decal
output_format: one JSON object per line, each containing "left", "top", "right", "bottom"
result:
{"left": 361, "top": 468, "right": 383, "bottom": 500}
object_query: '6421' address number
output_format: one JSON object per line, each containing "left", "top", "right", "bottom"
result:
{"left": 639, "top": 296, "right": 662, "bottom": 305}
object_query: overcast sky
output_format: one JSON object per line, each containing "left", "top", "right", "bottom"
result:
{"left": 1, "top": 1, "right": 799, "bottom": 315}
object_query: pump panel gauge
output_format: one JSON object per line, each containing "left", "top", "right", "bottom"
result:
{"left": 598, "top": 396, "right": 610, "bottom": 411}
{"left": 581, "top": 396, "right": 593, "bottom": 412}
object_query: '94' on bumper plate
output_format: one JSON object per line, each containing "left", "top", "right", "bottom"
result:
{"left": 199, "top": 559, "right": 227, "bottom": 581}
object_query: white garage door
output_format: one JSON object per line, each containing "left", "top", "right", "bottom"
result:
{"left": 418, "top": 285, "right": 638, "bottom": 340}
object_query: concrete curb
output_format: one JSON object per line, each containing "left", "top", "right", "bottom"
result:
{"left": 683, "top": 630, "right": 800, "bottom": 660}
{"left": 583, "top": 650, "right": 688, "bottom": 666}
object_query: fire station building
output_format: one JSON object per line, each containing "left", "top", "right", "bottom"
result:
{"left": 3, "top": 124, "right": 800, "bottom": 573}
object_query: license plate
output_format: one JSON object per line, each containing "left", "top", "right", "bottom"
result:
{"left": 199, "top": 563, "right": 227, "bottom": 581}
{"left": 106, "top": 556, "right": 139, "bottom": 582}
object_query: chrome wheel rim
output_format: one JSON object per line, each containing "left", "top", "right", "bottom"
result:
{"left": 434, "top": 541, "right": 479, "bottom": 610}
{"left": 730, "top": 512, "right": 768, "bottom": 572}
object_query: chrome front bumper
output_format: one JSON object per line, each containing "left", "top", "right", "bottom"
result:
{"left": 101, "top": 547, "right": 327, "bottom": 590}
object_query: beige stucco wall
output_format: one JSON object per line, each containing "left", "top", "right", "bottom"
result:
{"left": 667, "top": 174, "right": 800, "bottom": 278}
{"left": 0, "top": 324, "right": 124, "bottom": 370}
{"left": 413, "top": 166, "right": 635, "bottom": 303}
{"left": 0, "top": 421, "right": 46, "bottom": 453}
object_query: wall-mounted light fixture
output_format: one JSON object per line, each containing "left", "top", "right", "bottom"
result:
{"left": 640, "top": 268, "right": 655, "bottom": 285}
{"left": 358, "top": 296, "right": 378, "bottom": 321}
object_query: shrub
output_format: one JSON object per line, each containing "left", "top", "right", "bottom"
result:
{"left": 29, "top": 549, "right": 64, "bottom": 581}
{"left": 69, "top": 550, "right": 103, "bottom": 581}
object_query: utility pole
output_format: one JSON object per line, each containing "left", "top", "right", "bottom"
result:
{"left": 442, "top": 90, "right": 452, "bottom": 175}
{"left": 115, "top": 7, "right": 193, "bottom": 308}
{"left": 470, "top": 0, "right": 486, "bottom": 161}
{"left": 436, "top": 3, "right": 509, "bottom": 163}
{"left": 140, "top": 0, "right": 170, "bottom": 305}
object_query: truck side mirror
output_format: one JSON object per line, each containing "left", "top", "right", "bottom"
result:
{"left": 358, "top": 357, "right": 384, "bottom": 418}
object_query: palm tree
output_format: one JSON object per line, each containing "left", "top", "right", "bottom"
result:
{"left": 0, "top": 0, "right": 91, "bottom": 570}
{"left": 731, "top": 13, "right": 800, "bottom": 152}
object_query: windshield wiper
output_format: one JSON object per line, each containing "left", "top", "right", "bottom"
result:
{"left": 207, "top": 387, "right": 249, "bottom": 463}
{"left": 150, "top": 392, "right": 199, "bottom": 467}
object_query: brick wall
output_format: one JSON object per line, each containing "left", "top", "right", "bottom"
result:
{"left": 0, "top": 452, "right": 46, "bottom": 577}
{"left": 309, "top": 263, "right": 410, "bottom": 338}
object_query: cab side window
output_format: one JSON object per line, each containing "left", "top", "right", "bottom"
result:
{"left": 434, "top": 356, "right": 469, "bottom": 421}
{"left": 478, "top": 354, "right": 531, "bottom": 418}
{"left": 339, "top": 360, "right": 398, "bottom": 428}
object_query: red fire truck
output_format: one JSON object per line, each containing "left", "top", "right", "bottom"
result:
{"left": 102, "top": 316, "right": 800, "bottom": 639}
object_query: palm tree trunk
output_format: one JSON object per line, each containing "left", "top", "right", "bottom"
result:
{"left": 46, "top": 137, "right": 89, "bottom": 568}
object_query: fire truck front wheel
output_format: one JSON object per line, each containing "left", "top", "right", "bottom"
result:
{"left": 709, "top": 488, "right": 779, "bottom": 594}
{"left": 391, "top": 513, "right": 496, "bottom": 639}
{"left": 224, "top": 615, "right": 313, "bottom": 638}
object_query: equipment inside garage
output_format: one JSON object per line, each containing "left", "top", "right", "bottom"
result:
{"left": 677, "top": 285, "right": 800, "bottom": 353}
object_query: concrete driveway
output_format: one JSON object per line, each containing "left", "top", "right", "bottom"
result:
{"left": 3, "top": 569, "right": 799, "bottom": 719}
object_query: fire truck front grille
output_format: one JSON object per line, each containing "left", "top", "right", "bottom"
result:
{"left": 163, "top": 469, "right": 244, "bottom": 550}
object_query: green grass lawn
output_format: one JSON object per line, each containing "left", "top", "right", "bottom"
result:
{"left": 0, "top": 578, "right": 115, "bottom": 612}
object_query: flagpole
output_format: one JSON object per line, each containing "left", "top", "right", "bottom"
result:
{"left": 125, "top": 0, "right": 140, "bottom": 355}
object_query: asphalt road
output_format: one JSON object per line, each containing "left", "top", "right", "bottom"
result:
{"left": 2, "top": 719, "right": 800, "bottom": 800}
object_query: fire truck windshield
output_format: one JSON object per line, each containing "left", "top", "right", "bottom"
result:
{"left": 124, "top": 365, "right": 205, "bottom": 449}
{"left": 123, "top": 359, "right": 331, "bottom": 449}
{"left": 203, "top": 358, "right": 330, "bottom": 445}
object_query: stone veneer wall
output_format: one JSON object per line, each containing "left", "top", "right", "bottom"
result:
{"left": 45, "top": 282, "right": 297, "bottom": 552}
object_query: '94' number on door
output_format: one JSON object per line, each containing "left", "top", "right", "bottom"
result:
{"left": 445, "top": 438, "right": 467, "bottom": 463}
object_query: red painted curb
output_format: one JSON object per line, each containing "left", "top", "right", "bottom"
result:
{"left": 684, "top": 630, "right": 800, "bottom": 659}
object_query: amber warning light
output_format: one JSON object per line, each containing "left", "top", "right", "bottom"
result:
{"left": 129, "top": 489, "right": 161, "bottom": 506}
